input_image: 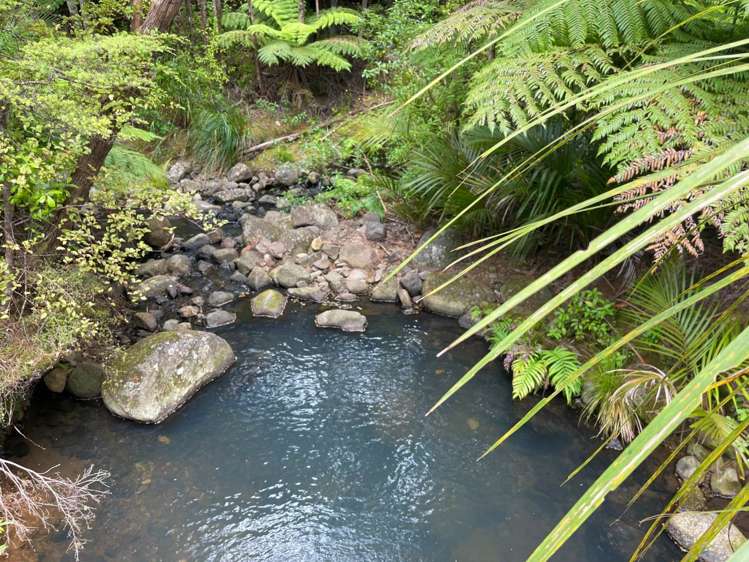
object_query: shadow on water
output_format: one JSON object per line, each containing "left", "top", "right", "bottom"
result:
{"left": 15, "top": 302, "right": 680, "bottom": 561}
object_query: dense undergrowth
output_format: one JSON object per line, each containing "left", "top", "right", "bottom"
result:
{"left": 3, "top": 0, "right": 749, "bottom": 559}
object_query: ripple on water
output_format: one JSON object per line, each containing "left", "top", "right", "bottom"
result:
{"left": 14, "top": 303, "right": 679, "bottom": 562}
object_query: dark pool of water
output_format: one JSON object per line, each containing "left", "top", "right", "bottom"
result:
{"left": 17, "top": 302, "right": 679, "bottom": 561}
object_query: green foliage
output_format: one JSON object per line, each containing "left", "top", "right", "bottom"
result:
{"left": 512, "top": 347, "right": 582, "bottom": 405}
{"left": 219, "top": 1, "right": 367, "bottom": 72}
{"left": 103, "top": 145, "right": 167, "bottom": 188}
{"left": 316, "top": 174, "right": 384, "bottom": 218}
{"left": 547, "top": 288, "right": 615, "bottom": 345}
{"left": 187, "top": 104, "right": 248, "bottom": 171}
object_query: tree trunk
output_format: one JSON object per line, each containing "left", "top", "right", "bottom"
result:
{"left": 315, "top": 0, "right": 319, "bottom": 16}
{"left": 298, "top": 0, "right": 305, "bottom": 21}
{"left": 65, "top": 0, "right": 79, "bottom": 16}
{"left": 248, "top": 0, "right": 264, "bottom": 93}
{"left": 139, "top": 0, "right": 182, "bottom": 32}
{"left": 212, "top": 0, "right": 222, "bottom": 31}
{"left": 197, "top": 0, "right": 207, "bottom": 30}
{"left": 185, "top": 0, "right": 193, "bottom": 30}
{"left": 67, "top": 134, "right": 117, "bottom": 208}
{"left": 131, "top": 0, "right": 142, "bottom": 30}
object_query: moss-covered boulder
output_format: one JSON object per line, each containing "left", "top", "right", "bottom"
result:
{"left": 102, "top": 331, "right": 235, "bottom": 423}
{"left": 251, "top": 289, "right": 287, "bottom": 318}
{"left": 67, "top": 361, "right": 105, "bottom": 398}
{"left": 421, "top": 271, "right": 495, "bottom": 318}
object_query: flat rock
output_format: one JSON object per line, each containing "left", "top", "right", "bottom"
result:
{"left": 340, "top": 243, "right": 376, "bottom": 269}
{"left": 251, "top": 289, "right": 287, "bottom": 318}
{"left": 102, "top": 331, "right": 235, "bottom": 423}
{"left": 213, "top": 248, "right": 239, "bottom": 264}
{"left": 134, "top": 275, "right": 178, "bottom": 300}
{"left": 421, "top": 271, "right": 494, "bottom": 318}
{"left": 207, "top": 291, "right": 235, "bottom": 307}
{"left": 137, "top": 259, "right": 168, "bottom": 278}
{"left": 668, "top": 511, "right": 745, "bottom": 562}
{"left": 205, "top": 309, "right": 237, "bottom": 328}
{"left": 315, "top": 309, "right": 367, "bottom": 332}
{"left": 166, "top": 254, "right": 192, "bottom": 277}
{"left": 288, "top": 286, "right": 328, "bottom": 303}
{"left": 291, "top": 204, "right": 339, "bottom": 229}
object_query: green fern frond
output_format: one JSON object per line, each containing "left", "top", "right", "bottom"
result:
{"left": 222, "top": 10, "right": 251, "bottom": 31}
{"left": 545, "top": 347, "right": 583, "bottom": 404}
{"left": 254, "top": 0, "right": 299, "bottom": 26}
{"left": 312, "top": 36, "right": 367, "bottom": 57}
{"left": 464, "top": 46, "right": 615, "bottom": 134}
{"left": 411, "top": 0, "right": 523, "bottom": 49}
{"left": 308, "top": 8, "right": 362, "bottom": 31}
{"left": 512, "top": 351, "right": 549, "bottom": 400}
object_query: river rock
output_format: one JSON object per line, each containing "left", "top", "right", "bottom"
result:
{"left": 214, "top": 187, "right": 253, "bottom": 204}
{"left": 134, "top": 275, "right": 178, "bottom": 300}
{"left": 227, "top": 162, "right": 253, "bottom": 183}
{"left": 197, "top": 260, "right": 214, "bottom": 275}
{"left": 667, "top": 511, "right": 746, "bottom": 562}
{"left": 165, "top": 254, "right": 191, "bottom": 277}
{"left": 288, "top": 286, "right": 328, "bottom": 303}
{"left": 67, "top": 361, "right": 105, "bottom": 399}
{"left": 370, "top": 276, "right": 398, "bottom": 302}
{"left": 275, "top": 163, "right": 300, "bottom": 186}
{"left": 676, "top": 455, "right": 700, "bottom": 481}
{"left": 291, "top": 204, "right": 339, "bottom": 229}
{"left": 145, "top": 216, "right": 172, "bottom": 248}
{"left": 345, "top": 276, "right": 369, "bottom": 294}
{"left": 197, "top": 244, "right": 216, "bottom": 260}
{"left": 166, "top": 160, "right": 191, "bottom": 184}
{"left": 135, "top": 311, "right": 158, "bottom": 332}
{"left": 207, "top": 291, "right": 234, "bottom": 307}
{"left": 102, "top": 331, "right": 235, "bottom": 423}
{"left": 340, "top": 243, "right": 376, "bottom": 269}
{"left": 235, "top": 250, "right": 264, "bottom": 275}
{"left": 182, "top": 232, "right": 209, "bottom": 250}
{"left": 44, "top": 365, "right": 69, "bottom": 393}
{"left": 315, "top": 309, "right": 367, "bottom": 332}
{"left": 213, "top": 248, "right": 239, "bottom": 265}
{"left": 363, "top": 214, "right": 385, "bottom": 241}
{"left": 397, "top": 286, "right": 413, "bottom": 309}
{"left": 251, "top": 289, "right": 287, "bottom": 318}
{"left": 271, "top": 262, "right": 311, "bottom": 288}
{"left": 400, "top": 269, "right": 422, "bottom": 296}
{"left": 205, "top": 310, "right": 236, "bottom": 328}
{"left": 421, "top": 271, "right": 495, "bottom": 317}
{"left": 711, "top": 462, "right": 742, "bottom": 498}
{"left": 137, "top": 259, "right": 168, "bottom": 278}
{"left": 179, "top": 305, "right": 200, "bottom": 319}
{"left": 248, "top": 267, "right": 273, "bottom": 291}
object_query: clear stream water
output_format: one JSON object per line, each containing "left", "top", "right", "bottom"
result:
{"left": 16, "top": 302, "right": 679, "bottom": 561}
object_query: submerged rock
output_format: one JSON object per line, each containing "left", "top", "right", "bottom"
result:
{"left": 102, "top": 331, "right": 235, "bottom": 423}
{"left": 315, "top": 309, "right": 367, "bottom": 332}
{"left": 667, "top": 511, "right": 745, "bottom": 562}
{"left": 711, "top": 462, "right": 742, "bottom": 498}
{"left": 421, "top": 271, "right": 495, "bottom": 318}
{"left": 205, "top": 310, "right": 237, "bottom": 328}
{"left": 251, "top": 289, "right": 287, "bottom": 318}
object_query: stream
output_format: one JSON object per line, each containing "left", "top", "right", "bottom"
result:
{"left": 15, "top": 302, "right": 680, "bottom": 561}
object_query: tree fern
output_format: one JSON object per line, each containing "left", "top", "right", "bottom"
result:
{"left": 464, "top": 46, "right": 615, "bottom": 134}
{"left": 411, "top": 0, "right": 524, "bottom": 50}
{"left": 219, "top": 3, "right": 366, "bottom": 72}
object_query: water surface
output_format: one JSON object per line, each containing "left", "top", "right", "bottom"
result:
{"left": 18, "top": 303, "right": 679, "bottom": 561}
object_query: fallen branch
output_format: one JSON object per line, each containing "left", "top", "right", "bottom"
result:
{"left": 241, "top": 99, "right": 393, "bottom": 156}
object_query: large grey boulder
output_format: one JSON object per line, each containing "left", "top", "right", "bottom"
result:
{"left": 421, "top": 271, "right": 495, "bottom": 317}
{"left": 291, "top": 204, "right": 338, "bottom": 229}
{"left": 275, "top": 163, "right": 300, "bottom": 186}
{"left": 166, "top": 254, "right": 192, "bottom": 277}
{"left": 241, "top": 214, "right": 286, "bottom": 246}
{"left": 339, "top": 243, "right": 376, "bottom": 269}
{"left": 668, "top": 511, "right": 745, "bottom": 562}
{"left": 315, "top": 309, "right": 367, "bottom": 332}
{"left": 227, "top": 162, "right": 253, "bottom": 183}
{"left": 251, "top": 289, "right": 287, "bottom": 318}
{"left": 102, "top": 331, "right": 235, "bottom": 423}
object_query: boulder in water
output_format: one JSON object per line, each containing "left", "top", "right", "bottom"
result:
{"left": 315, "top": 309, "right": 367, "bottom": 332}
{"left": 251, "top": 289, "right": 288, "bottom": 318}
{"left": 667, "top": 511, "right": 745, "bottom": 562}
{"left": 102, "top": 331, "right": 235, "bottom": 423}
